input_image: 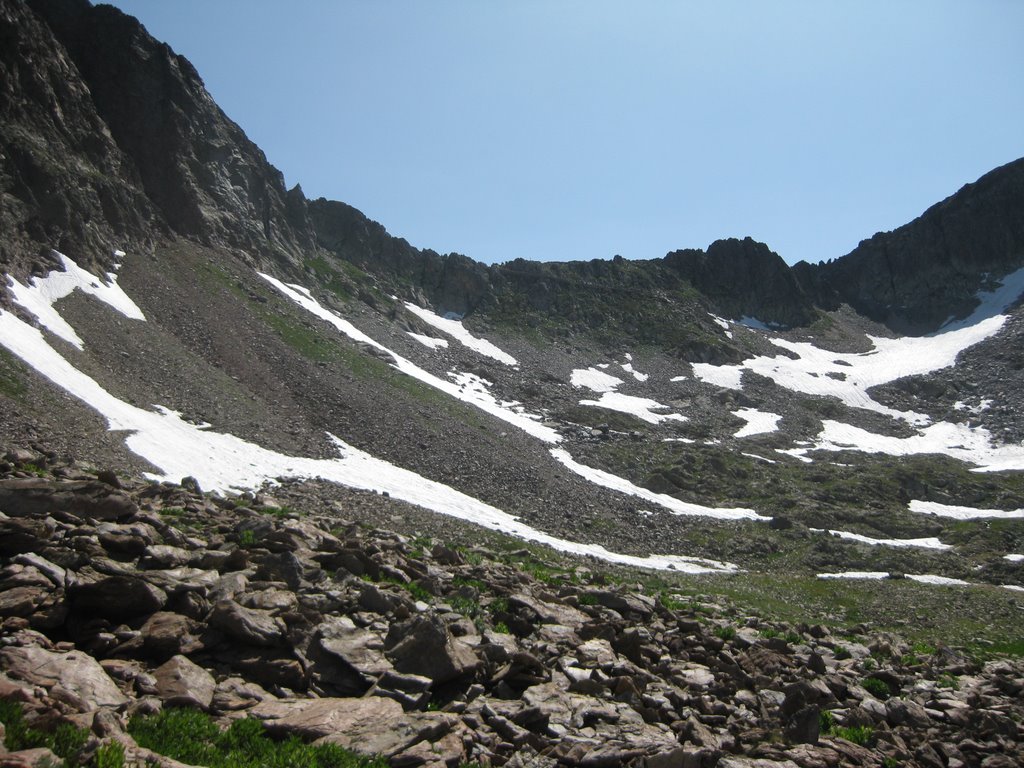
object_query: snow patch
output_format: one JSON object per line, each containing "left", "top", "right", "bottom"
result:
{"left": 579, "top": 392, "right": 687, "bottom": 425}
{"left": 407, "top": 332, "right": 449, "bottom": 350}
{"left": 939, "top": 266, "right": 1024, "bottom": 332}
{"left": 732, "top": 408, "right": 782, "bottom": 438}
{"left": 403, "top": 302, "right": 517, "bottom": 365}
{"left": 817, "top": 572, "right": 969, "bottom": 585}
{"left": 550, "top": 449, "right": 769, "bottom": 522}
{"left": 7, "top": 251, "right": 146, "bottom": 349}
{"left": 1004, "top": 554, "right": 1024, "bottom": 563}
{"left": 692, "top": 363, "right": 744, "bottom": 390}
{"left": 571, "top": 367, "right": 624, "bottom": 393}
{"left": 909, "top": 501, "right": 1024, "bottom": 520}
{"left": 811, "top": 528, "right": 951, "bottom": 550}
{"left": 793, "top": 420, "right": 1024, "bottom": 473}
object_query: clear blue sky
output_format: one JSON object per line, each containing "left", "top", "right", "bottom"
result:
{"left": 103, "top": 1, "right": 1023, "bottom": 266}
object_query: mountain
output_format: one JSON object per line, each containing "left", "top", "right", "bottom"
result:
{"left": 2, "top": 2, "right": 1024, "bottom": 765}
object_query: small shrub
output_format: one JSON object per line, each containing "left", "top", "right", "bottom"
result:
{"left": 785, "top": 631, "right": 802, "bottom": 645}
{"left": 862, "top": 657, "right": 876, "bottom": 671}
{"left": 834, "top": 645, "right": 852, "bottom": 660}
{"left": 819, "top": 710, "right": 836, "bottom": 733}
{"left": 450, "top": 595, "right": 480, "bottom": 619}
{"left": 760, "top": 627, "right": 779, "bottom": 639}
{"left": 494, "top": 622, "right": 510, "bottom": 634}
{"left": 881, "top": 757, "right": 900, "bottom": 768}
{"left": 936, "top": 674, "right": 959, "bottom": 690}
{"left": 238, "top": 529, "right": 257, "bottom": 547}
{"left": 863, "top": 677, "right": 891, "bottom": 700}
{"left": 93, "top": 741, "right": 126, "bottom": 768}
{"left": 578, "top": 593, "right": 599, "bottom": 606}
{"left": 714, "top": 625, "right": 736, "bottom": 641}
{"left": 833, "top": 724, "right": 874, "bottom": 746}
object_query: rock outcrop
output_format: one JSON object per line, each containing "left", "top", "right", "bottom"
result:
{"left": 805, "top": 157, "right": 1024, "bottom": 332}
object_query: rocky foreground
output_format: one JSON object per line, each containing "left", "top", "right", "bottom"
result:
{"left": 0, "top": 448, "right": 1022, "bottom": 768}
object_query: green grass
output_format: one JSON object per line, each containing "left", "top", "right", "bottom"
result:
{"left": 832, "top": 725, "right": 875, "bottom": 747}
{"left": 0, "top": 700, "right": 93, "bottom": 766}
{"left": 128, "top": 708, "right": 385, "bottom": 768}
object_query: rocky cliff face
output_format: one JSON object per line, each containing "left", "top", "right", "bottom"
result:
{"left": 806, "top": 158, "right": 1024, "bottom": 332}
{"left": 664, "top": 238, "right": 816, "bottom": 328}
{"left": 0, "top": 0, "right": 153, "bottom": 277}
{"left": 14, "top": 0, "right": 320, "bottom": 273}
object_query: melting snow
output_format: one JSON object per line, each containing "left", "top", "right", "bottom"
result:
{"left": 7, "top": 251, "right": 146, "bottom": 349}
{"left": 811, "top": 528, "right": 952, "bottom": 550}
{"left": 259, "top": 275, "right": 559, "bottom": 443}
{"left": 741, "top": 453, "right": 777, "bottom": 464}
{"left": 692, "top": 363, "right": 744, "bottom": 390}
{"left": 710, "top": 314, "right": 734, "bottom": 339}
{"left": 1004, "top": 554, "right": 1024, "bottom": 562}
{"left": 733, "top": 408, "right": 782, "bottom": 438}
{"left": 579, "top": 392, "right": 688, "bottom": 425}
{"left": 909, "top": 500, "right": 1024, "bottom": 520}
{"left": 571, "top": 367, "right": 624, "bottom": 393}
{"left": 403, "top": 302, "right": 517, "bottom": 365}
{"left": 787, "top": 420, "right": 1024, "bottom": 473}
{"left": 549, "top": 449, "right": 769, "bottom": 521}
{"left": 938, "top": 266, "right": 1024, "bottom": 332}
{"left": 817, "top": 572, "right": 970, "bottom": 586}
{"left": 407, "top": 332, "right": 449, "bottom": 350}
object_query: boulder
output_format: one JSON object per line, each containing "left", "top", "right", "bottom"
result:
{"left": 386, "top": 615, "right": 479, "bottom": 684}
{"left": 0, "top": 646, "right": 127, "bottom": 709}
{"left": 152, "top": 655, "right": 216, "bottom": 710}
{"left": 208, "top": 599, "right": 285, "bottom": 647}
{"left": 69, "top": 576, "right": 167, "bottom": 619}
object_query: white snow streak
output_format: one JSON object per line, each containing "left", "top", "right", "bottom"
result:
{"left": 1004, "top": 554, "right": 1024, "bottom": 563}
{"left": 259, "top": 274, "right": 559, "bottom": 443}
{"left": 403, "top": 302, "right": 517, "bottom": 365}
{"left": 789, "top": 420, "right": 1024, "bottom": 473}
{"left": 817, "top": 572, "right": 969, "bottom": 586}
{"left": 7, "top": 251, "right": 146, "bottom": 349}
{"left": 732, "top": 407, "right": 782, "bottom": 438}
{"left": 549, "top": 449, "right": 769, "bottom": 522}
{"left": 578, "top": 392, "right": 688, "bottom": 425}
{"left": 811, "top": 528, "right": 952, "bottom": 550}
{"left": 909, "top": 500, "right": 1024, "bottom": 520}
{"left": 407, "top": 333, "right": 449, "bottom": 350}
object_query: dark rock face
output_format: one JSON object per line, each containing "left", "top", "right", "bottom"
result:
{"left": 307, "top": 197, "right": 493, "bottom": 316}
{"left": 806, "top": 158, "right": 1024, "bottom": 332}
{"left": 0, "top": 0, "right": 153, "bottom": 276}
{"left": 27, "top": 0, "right": 319, "bottom": 269}
{"left": 664, "top": 237, "right": 816, "bottom": 328}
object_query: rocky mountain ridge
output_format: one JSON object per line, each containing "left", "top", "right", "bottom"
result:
{"left": 3, "top": 0, "right": 1023, "bottom": 335}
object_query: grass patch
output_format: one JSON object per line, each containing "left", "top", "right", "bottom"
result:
{"left": 129, "top": 708, "right": 385, "bottom": 768}
{"left": 0, "top": 700, "right": 93, "bottom": 766}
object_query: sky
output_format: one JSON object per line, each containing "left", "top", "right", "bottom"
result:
{"left": 102, "top": 1, "right": 1024, "bottom": 266}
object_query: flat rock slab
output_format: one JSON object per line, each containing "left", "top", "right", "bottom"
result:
{"left": 256, "top": 696, "right": 457, "bottom": 757}
{"left": 0, "top": 645, "right": 127, "bottom": 709}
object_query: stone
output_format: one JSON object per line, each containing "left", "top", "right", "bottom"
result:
{"left": 386, "top": 615, "right": 479, "bottom": 684}
{"left": 0, "top": 646, "right": 127, "bottom": 709}
{"left": 152, "top": 654, "right": 216, "bottom": 710}
{"left": 208, "top": 599, "right": 285, "bottom": 647}
{"left": 69, "top": 576, "right": 167, "bottom": 619}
